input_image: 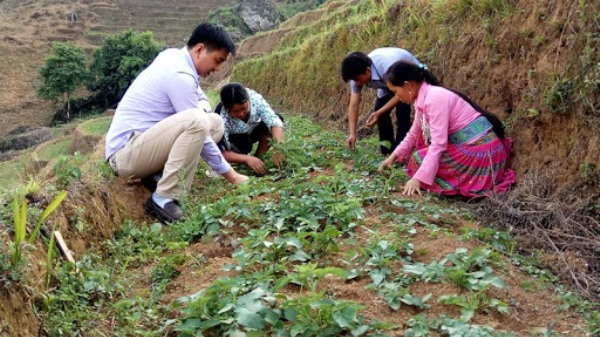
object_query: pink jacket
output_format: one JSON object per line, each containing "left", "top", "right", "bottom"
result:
{"left": 393, "top": 82, "right": 485, "bottom": 185}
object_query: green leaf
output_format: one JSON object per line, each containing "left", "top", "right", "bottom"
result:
{"left": 333, "top": 306, "right": 358, "bottom": 328}
{"left": 489, "top": 276, "right": 506, "bottom": 289}
{"left": 264, "top": 310, "right": 281, "bottom": 325}
{"left": 369, "top": 268, "right": 389, "bottom": 285}
{"left": 285, "top": 236, "right": 302, "bottom": 248}
{"left": 460, "top": 308, "right": 476, "bottom": 322}
{"left": 290, "top": 250, "right": 311, "bottom": 262}
{"left": 403, "top": 264, "right": 426, "bottom": 275}
{"left": 150, "top": 222, "right": 163, "bottom": 234}
{"left": 13, "top": 197, "right": 26, "bottom": 245}
{"left": 235, "top": 306, "right": 265, "bottom": 330}
{"left": 351, "top": 325, "right": 370, "bottom": 336}
{"left": 284, "top": 307, "right": 298, "bottom": 321}
{"left": 175, "top": 318, "right": 216, "bottom": 333}
{"left": 218, "top": 303, "right": 236, "bottom": 314}
{"left": 346, "top": 269, "right": 362, "bottom": 280}
{"left": 29, "top": 190, "right": 67, "bottom": 244}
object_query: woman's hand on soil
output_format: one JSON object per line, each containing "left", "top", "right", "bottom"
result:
{"left": 345, "top": 134, "right": 356, "bottom": 150}
{"left": 403, "top": 178, "right": 422, "bottom": 196}
{"left": 378, "top": 154, "right": 397, "bottom": 174}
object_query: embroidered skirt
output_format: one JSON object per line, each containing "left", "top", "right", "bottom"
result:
{"left": 406, "top": 117, "right": 516, "bottom": 197}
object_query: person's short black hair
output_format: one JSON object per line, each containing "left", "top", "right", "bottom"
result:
{"left": 341, "top": 52, "right": 371, "bottom": 82}
{"left": 220, "top": 82, "right": 249, "bottom": 109}
{"left": 187, "top": 23, "right": 236, "bottom": 56}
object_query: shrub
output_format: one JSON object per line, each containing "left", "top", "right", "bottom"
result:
{"left": 87, "top": 30, "right": 164, "bottom": 109}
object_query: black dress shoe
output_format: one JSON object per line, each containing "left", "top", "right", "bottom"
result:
{"left": 144, "top": 197, "right": 184, "bottom": 224}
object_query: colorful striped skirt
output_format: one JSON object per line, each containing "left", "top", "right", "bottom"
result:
{"left": 406, "top": 117, "right": 516, "bottom": 197}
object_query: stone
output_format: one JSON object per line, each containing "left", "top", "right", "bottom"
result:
{"left": 238, "top": 0, "right": 284, "bottom": 33}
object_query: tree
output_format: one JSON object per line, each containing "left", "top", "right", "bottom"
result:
{"left": 38, "top": 42, "right": 88, "bottom": 121}
{"left": 87, "top": 30, "right": 164, "bottom": 109}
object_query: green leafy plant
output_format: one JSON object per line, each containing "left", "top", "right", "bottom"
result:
{"left": 437, "top": 315, "right": 515, "bottom": 336}
{"left": 444, "top": 248, "right": 506, "bottom": 291}
{"left": 11, "top": 190, "right": 67, "bottom": 268}
{"left": 53, "top": 152, "right": 85, "bottom": 188}
{"left": 584, "top": 311, "right": 600, "bottom": 335}
{"left": 402, "top": 260, "right": 447, "bottom": 283}
{"left": 286, "top": 263, "right": 347, "bottom": 292}
{"left": 544, "top": 74, "right": 575, "bottom": 114}
{"left": 41, "top": 253, "right": 127, "bottom": 336}
{"left": 579, "top": 162, "right": 598, "bottom": 184}
{"left": 459, "top": 227, "right": 517, "bottom": 254}
{"left": 176, "top": 277, "right": 279, "bottom": 335}
{"left": 439, "top": 292, "right": 509, "bottom": 322}
{"left": 151, "top": 253, "right": 186, "bottom": 297}
{"left": 375, "top": 280, "right": 431, "bottom": 311}
{"left": 87, "top": 30, "right": 164, "bottom": 108}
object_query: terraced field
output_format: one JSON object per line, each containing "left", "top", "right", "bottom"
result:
{"left": 87, "top": 0, "right": 239, "bottom": 46}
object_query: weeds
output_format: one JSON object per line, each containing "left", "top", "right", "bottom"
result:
{"left": 151, "top": 253, "right": 186, "bottom": 298}
{"left": 544, "top": 74, "right": 575, "bottom": 114}
{"left": 10, "top": 190, "right": 67, "bottom": 268}
{"left": 53, "top": 152, "right": 85, "bottom": 188}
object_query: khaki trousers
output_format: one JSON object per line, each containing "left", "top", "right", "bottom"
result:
{"left": 113, "top": 108, "right": 224, "bottom": 199}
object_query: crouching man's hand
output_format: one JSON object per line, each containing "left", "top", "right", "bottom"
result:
{"left": 222, "top": 169, "right": 249, "bottom": 185}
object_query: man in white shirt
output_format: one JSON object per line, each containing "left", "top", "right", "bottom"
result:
{"left": 105, "top": 23, "right": 248, "bottom": 224}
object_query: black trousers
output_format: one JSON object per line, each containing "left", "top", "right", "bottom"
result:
{"left": 374, "top": 93, "right": 412, "bottom": 155}
{"left": 216, "top": 110, "right": 285, "bottom": 155}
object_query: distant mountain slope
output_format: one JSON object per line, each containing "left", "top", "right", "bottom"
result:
{"left": 0, "top": 0, "right": 92, "bottom": 137}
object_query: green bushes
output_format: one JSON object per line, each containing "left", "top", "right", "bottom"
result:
{"left": 37, "top": 30, "right": 164, "bottom": 122}
{"left": 87, "top": 30, "right": 164, "bottom": 109}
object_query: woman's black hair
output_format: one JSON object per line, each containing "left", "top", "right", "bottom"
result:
{"left": 385, "top": 61, "right": 505, "bottom": 139}
{"left": 341, "top": 52, "right": 372, "bottom": 82}
{"left": 220, "top": 82, "right": 249, "bottom": 109}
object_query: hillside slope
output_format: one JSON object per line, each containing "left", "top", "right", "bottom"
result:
{"left": 232, "top": 0, "right": 600, "bottom": 185}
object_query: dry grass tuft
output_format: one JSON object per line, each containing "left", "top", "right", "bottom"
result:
{"left": 468, "top": 170, "right": 600, "bottom": 303}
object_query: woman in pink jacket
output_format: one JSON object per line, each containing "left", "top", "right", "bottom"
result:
{"left": 378, "top": 61, "right": 516, "bottom": 197}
